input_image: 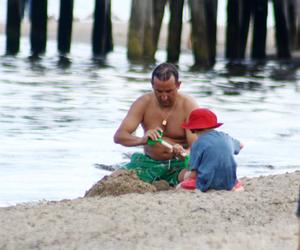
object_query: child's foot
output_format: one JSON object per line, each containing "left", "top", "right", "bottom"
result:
{"left": 176, "top": 178, "right": 196, "bottom": 190}
{"left": 231, "top": 180, "right": 244, "bottom": 192}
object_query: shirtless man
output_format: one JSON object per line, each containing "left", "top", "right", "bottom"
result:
{"left": 114, "top": 63, "right": 198, "bottom": 186}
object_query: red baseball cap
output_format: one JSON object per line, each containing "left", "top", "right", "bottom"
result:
{"left": 182, "top": 108, "right": 223, "bottom": 130}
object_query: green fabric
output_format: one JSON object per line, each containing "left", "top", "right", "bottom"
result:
{"left": 122, "top": 152, "right": 188, "bottom": 186}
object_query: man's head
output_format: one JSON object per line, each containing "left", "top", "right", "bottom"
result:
{"left": 151, "top": 63, "right": 181, "bottom": 107}
{"left": 151, "top": 63, "right": 179, "bottom": 83}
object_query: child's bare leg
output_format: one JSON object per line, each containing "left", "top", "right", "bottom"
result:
{"left": 178, "top": 169, "right": 189, "bottom": 182}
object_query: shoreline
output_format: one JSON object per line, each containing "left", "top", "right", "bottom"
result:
{"left": 0, "top": 171, "right": 299, "bottom": 249}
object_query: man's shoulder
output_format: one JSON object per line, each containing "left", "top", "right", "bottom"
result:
{"left": 132, "top": 92, "right": 152, "bottom": 108}
{"left": 134, "top": 92, "right": 153, "bottom": 105}
{"left": 178, "top": 93, "right": 198, "bottom": 109}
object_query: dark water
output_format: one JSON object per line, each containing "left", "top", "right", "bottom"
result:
{"left": 0, "top": 36, "right": 299, "bottom": 206}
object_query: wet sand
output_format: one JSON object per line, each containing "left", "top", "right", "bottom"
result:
{"left": 0, "top": 171, "right": 299, "bottom": 250}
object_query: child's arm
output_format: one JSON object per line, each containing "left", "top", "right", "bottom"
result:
{"left": 232, "top": 138, "right": 243, "bottom": 155}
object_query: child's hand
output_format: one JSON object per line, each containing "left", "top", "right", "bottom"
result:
{"left": 172, "top": 144, "right": 186, "bottom": 158}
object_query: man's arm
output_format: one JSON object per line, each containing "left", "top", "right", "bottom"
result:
{"left": 184, "top": 96, "right": 199, "bottom": 150}
{"left": 114, "top": 97, "right": 147, "bottom": 147}
{"left": 173, "top": 96, "right": 198, "bottom": 157}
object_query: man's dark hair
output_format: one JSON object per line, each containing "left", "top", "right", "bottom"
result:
{"left": 151, "top": 63, "right": 179, "bottom": 84}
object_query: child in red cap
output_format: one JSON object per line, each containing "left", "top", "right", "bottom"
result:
{"left": 177, "top": 108, "right": 244, "bottom": 192}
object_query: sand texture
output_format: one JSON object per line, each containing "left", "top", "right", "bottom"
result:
{"left": 84, "top": 170, "right": 157, "bottom": 198}
{"left": 0, "top": 171, "right": 299, "bottom": 250}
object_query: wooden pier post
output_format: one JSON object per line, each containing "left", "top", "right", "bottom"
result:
{"left": 272, "top": 0, "right": 291, "bottom": 58}
{"left": 58, "top": 0, "right": 74, "bottom": 56}
{"left": 251, "top": 0, "right": 268, "bottom": 59}
{"left": 294, "top": 0, "right": 300, "bottom": 49}
{"left": 225, "top": 0, "right": 239, "bottom": 59}
{"left": 6, "top": 0, "right": 22, "bottom": 55}
{"left": 127, "top": 0, "right": 155, "bottom": 61}
{"left": 92, "top": 0, "right": 113, "bottom": 58}
{"left": 287, "top": 0, "right": 298, "bottom": 49}
{"left": 167, "top": 0, "right": 184, "bottom": 63}
{"left": 225, "top": 0, "right": 251, "bottom": 60}
{"left": 153, "top": 0, "right": 167, "bottom": 52}
{"left": 189, "top": 0, "right": 218, "bottom": 66}
{"left": 106, "top": 3, "right": 113, "bottom": 54}
{"left": 30, "top": 0, "right": 48, "bottom": 57}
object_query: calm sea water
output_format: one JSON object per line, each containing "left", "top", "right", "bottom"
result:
{"left": 0, "top": 32, "right": 300, "bottom": 206}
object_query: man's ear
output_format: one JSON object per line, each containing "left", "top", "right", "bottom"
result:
{"left": 176, "top": 81, "right": 182, "bottom": 89}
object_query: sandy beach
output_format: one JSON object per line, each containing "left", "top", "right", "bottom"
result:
{"left": 0, "top": 171, "right": 299, "bottom": 250}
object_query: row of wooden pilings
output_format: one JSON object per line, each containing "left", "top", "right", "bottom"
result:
{"left": 4, "top": 0, "right": 300, "bottom": 65}
{"left": 130, "top": 0, "right": 300, "bottom": 65}
{"left": 6, "top": 0, "right": 113, "bottom": 59}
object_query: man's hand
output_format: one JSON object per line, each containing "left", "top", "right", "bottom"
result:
{"left": 142, "top": 127, "right": 163, "bottom": 145}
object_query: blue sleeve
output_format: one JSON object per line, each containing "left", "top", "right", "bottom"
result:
{"left": 231, "top": 137, "right": 241, "bottom": 155}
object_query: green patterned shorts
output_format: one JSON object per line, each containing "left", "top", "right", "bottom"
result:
{"left": 122, "top": 152, "right": 188, "bottom": 186}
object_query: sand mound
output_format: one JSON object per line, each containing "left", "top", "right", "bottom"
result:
{"left": 84, "top": 170, "right": 157, "bottom": 197}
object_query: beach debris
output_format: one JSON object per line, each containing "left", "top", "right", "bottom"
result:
{"left": 84, "top": 170, "right": 156, "bottom": 198}
{"left": 152, "top": 180, "right": 171, "bottom": 191}
{"left": 94, "top": 163, "right": 119, "bottom": 172}
{"left": 94, "top": 153, "right": 132, "bottom": 172}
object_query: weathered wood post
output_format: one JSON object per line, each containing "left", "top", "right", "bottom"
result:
{"left": 167, "top": 0, "right": 184, "bottom": 62}
{"left": 189, "top": 0, "right": 218, "bottom": 66}
{"left": 153, "top": 0, "right": 167, "bottom": 52}
{"left": 106, "top": 3, "right": 113, "bottom": 53}
{"left": 294, "top": 0, "right": 300, "bottom": 49}
{"left": 251, "top": 0, "right": 268, "bottom": 59}
{"left": 127, "top": 0, "right": 155, "bottom": 61}
{"left": 30, "top": 0, "right": 48, "bottom": 57}
{"left": 58, "top": 0, "right": 74, "bottom": 56}
{"left": 92, "top": 0, "right": 113, "bottom": 59}
{"left": 287, "top": 0, "right": 297, "bottom": 49}
{"left": 6, "top": 0, "right": 22, "bottom": 55}
{"left": 272, "top": 0, "right": 291, "bottom": 58}
{"left": 225, "top": 0, "right": 251, "bottom": 60}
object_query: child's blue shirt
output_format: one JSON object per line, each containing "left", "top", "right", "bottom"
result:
{"left": 189, "top": 130, "right": 241, "bottom": 191}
